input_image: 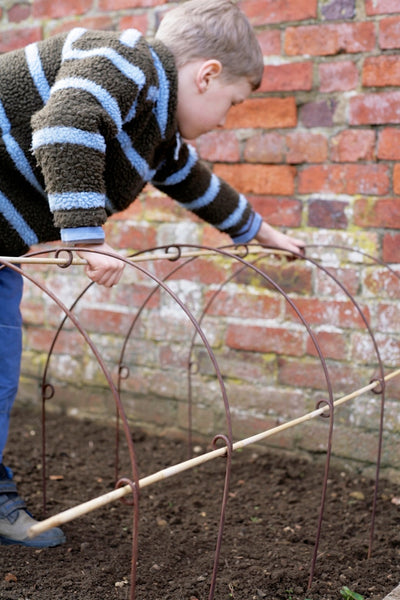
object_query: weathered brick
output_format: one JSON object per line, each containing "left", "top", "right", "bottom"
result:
{"left": 0, "top": 26, "right": 41, "bottom": 52}
{"left": 315, "top": 267, "right": 361, "bottom": 298}
{"left": 363, "top": 267, "right": 400, "bottom": 299}
{"left": 300, "top": 99, "right": 337, "bottom": 127}
{"left": 48, "top": 15, "right": 114, "bottom": 35}
{"left": 257, "top": 29, "right": 281, "bottom": 55}
{"left": 214, "top": 164, "right": 295, "bottom": 195}
{"left": 298, "top": 164, "right": 390, "bottom": 195}
{"left": 205, "top": 289, "right": 281, "bottom": 320}
{"left": 244, "top": 132, "right": 285, "bottom": 164}
{"left": 350, "top": 91, "right": 400, "bottom": 125}
{"left": 98, "top": 0, "right": 166, "bottom": 8}
{"left": 285, "top": 23, "right": 375, "bottom": 56}
{"left": 285, "top": 297, "right": 370, "bottom": 328}
{"left": 363, "top": 56, "right": 400, "bottom": 87}
{"left": 196, "top": 131, "right": 240, "bottom": 163}
{"left": 278, "top": 357, "right": 360, "bottom": 391}
{"left": 33, "top": 0, "right": 93, "bottom": 18}
{"left": 354, "top": 198, "right": 400, "bottom": 228}
{"left": 119, "top": 13, "right": 149, "bottom": 34}
{"left": 248, "top": 196, "right": 303, "bottom": 227}
{"left": 321, "top": 0, "right": 356, "bottom": 20}
{"left": 319, "top": 61, "right": 359, "bottom": 93}
{"left": 377, "top": 302, "right": 400, "bottom": 333}
{"left": 8, "top": 3, "right": 32, "bottom": 22}
{"left": 378, "top": 128, "right": 400, "bottom": 159}
{"left": 239, "top": 0, "right": 317, "bottom": 25}
{"left": 383, "top": 233, "right": 400, "bottom": 263}
{"left": 226, "top": 323, "right": 305, "bottom": 356}
{"left": 366, "top": 0, "right": 400, "bottom": 15}
{"left": 331, "top": 129, "right": 375, "bottom": 162}
{"left": 308, "top": 199, "right": 349, "bottom": 230}
{"left": 260, "top": 62, "right": 313, "bottom": 92}
{"left": 393, "top": 163, "right": 400, "bottom": 193}
{"left": 286, "top": 132, "right": 328, "bottom": 164}
{"left": 379, "top": 17, "right": 400, "bottom": 49}
{"left": 225, "top": 97, "right": 297, "bottom": 129}
{"left": 306, "top": 330, "right": 349, "bottom": 360}
{"left": 235, "top": 260, "right": 313, "bottom": 295}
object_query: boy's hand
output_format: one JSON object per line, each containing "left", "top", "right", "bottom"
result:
{"left": 76, "top": 242, "right": 125, "bottom": 287}
{"left": 253, "top": 221, "right": 305, "bottom": 257}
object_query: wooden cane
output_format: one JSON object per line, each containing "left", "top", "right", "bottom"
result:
{"left": 28, "top": 370, "right": 400, "bottom": 539}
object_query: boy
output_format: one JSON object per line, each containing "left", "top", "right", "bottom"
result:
{"left": 0, "top": 0, "right": 304, "bottom": 546}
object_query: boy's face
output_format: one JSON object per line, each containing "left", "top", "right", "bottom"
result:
{"left": 176, "top": 60, "right": 252, "bottom": 140}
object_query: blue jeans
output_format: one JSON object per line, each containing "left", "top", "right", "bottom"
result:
{"left": 0, "top": 267, "right": 23, "bottom": 463}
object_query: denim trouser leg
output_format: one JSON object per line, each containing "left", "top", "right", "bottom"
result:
{"left": 0, "top": 267, "right": 23, "bottom": 464}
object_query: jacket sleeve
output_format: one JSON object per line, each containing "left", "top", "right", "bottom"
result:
{"left": 31, "top": 28, "right": 147, "bottom": 233}
{"left": 152, "top": 136, "right": 262, "bottom": 244}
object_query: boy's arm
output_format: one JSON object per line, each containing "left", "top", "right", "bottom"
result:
{"left": 152, "top": 140, "right": 304, "bottom": 254}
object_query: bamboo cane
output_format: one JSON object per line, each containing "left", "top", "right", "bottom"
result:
{"left": 28, "top": 369, "right": 400, "bottom": 539}
{"left": 0, "top": 245, "right": 285, "bottom": 267}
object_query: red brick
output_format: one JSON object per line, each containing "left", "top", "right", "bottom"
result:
{"left": 99, "top": 0, "right": 166, "bottom": 8}
{"left": 285, "top": 298, "right": 370, "bottom": 328}
{"left": 244, "top": 132, "right": 285, "bottom": 163}
{"left": 25, "top": 328, "right": 83, "bottom": 354}
{"left": 226, "top": 323, "right": 305, "bottom": 355}
{"left": 0, "top": 26, "right": 41, "bottom": 52}
{"left": 308, "top": 199, "right": 348, "bottom": 229}
{"left": 364, "top": 268, "right": 400, "bottom": 299}
{"left": 247, "top": 196, "right": 302, "bottom": 227}
{"left": 239, "top": 0, "right": 317, "bottom": 25}
{"left": 235, "top": 261, "right": 313, "bottom": 295}
{"left": 285, "top": 23, "right": 375, "bottom": 56}
{"left": 315, "top": 267, "right": 361, "bottom": 298}
{"left": 393, "top": 163, "right": 400, "bottom": 193}
{"left": 107, "top": 221, "right": 157, "bottom": 251}
{"left": 306, "top": 330, "right": 349, "bottom": 360}
{"left": 378, "top": 128, "right": 400, "bottom": 159}
{"left": 354, "top": 198, "right": 400, "bottom": 228}
{"left": 8, "top": 3, "right": 32, "bottom": 22}
{"left": 286, "top": 132, "right": 328, "bottom": 164}
{"left": 331, "top": 129, "right": 375, "bottom": 162}
{"left": 298, "top": 165, "right": 390, "bottom": 195}
{"left": 350, "top": 91, "right": 400, "bottom": 125}
{"left": 278, "top": 357, "right": 356, "bottom": 391}
{"left": 379, "top": 17, "right": 400, "bottom": 49}
{"left": 119, "top": 14, "right": 149, "bottom": 34}
{"left": 48, "top": 15, "right": 114, "bottom": 35}
{"left": 257, "top": 29, "right": 281, "bottom": 55}
{"left": 319, "top": 61, "right": 359, "bottom": 93}
{"left": 114, "top": 283, "right": 160, "bottom": 309}
{"left": 196, "top": 131, "right": 240, "bottom": 163}
{"left": 225, "top": 97, "right": 297, "bottom": 129}
{"left": 214, "top": 164, "right": 295, "bottom": 195}
{"left": 366, "top": 0, "right": 400, "bottom": 15}
{"left": 166, "top": 257, "right": 233, "bottom": 286}
{"left": 79, "top": 307, "right": 137, "bottom": 335}
{"left": 260, "top": 62, "right": 313, "bottom": 92}
{"left": 205, "top": 290, "right": 281, "bottom": 319}
{"left": 33, "top": 0, "right": 93, "bottom": 18}
{"left": 383, "top": 233, "right": 400, "bottom": 263}
{"left": 363, "top": 56, "right": 400, "bottom": 87}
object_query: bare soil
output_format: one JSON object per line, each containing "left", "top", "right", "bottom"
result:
{"left": 1, "top": 404, "right": 400, "bottom": 600}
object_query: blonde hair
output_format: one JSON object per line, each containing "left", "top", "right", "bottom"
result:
{"left": 155, "top": 0, "right": 264, "bottom": 90}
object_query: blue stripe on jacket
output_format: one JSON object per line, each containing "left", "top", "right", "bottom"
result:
{"left": 153, "top": 144, "right": 198, "bottom": 186}
{"left": 0, "top": 100, "right": 44, "bottom": 195}
{"left": 117, "top": 130, "right": 156, "bottom": 181}
{"left": 32, "top": 126, "right": 106, "bottom": 152}
{"left": 48, "top": 191, "right": 106, "bottom": 212}
{"left": 0, "top": 191, "right": 39, "bottom": 246}
{"left": 25, "top": 42, "right": 51, "bottom": 103}
{"left": 178, "top": 174, "right": 220, "bottom": 211}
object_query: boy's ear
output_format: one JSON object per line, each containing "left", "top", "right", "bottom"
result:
{"left": 196, "top": 60, "right": 223, "bottom": 92}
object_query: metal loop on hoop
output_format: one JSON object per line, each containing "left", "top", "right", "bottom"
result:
{"left": 115, "top": 477, "right": 137, "bottom": 507}
{"left": 316, "top": 399, "right": 331, "bottom": 419}
{"left": 119, "top": 364, "right": 130, "bottom": 380}
{"left": 370, "top": 377, "right": 385, "bottom": 395}
{"left": 42, "top": 382, "right": 55, "bottom": 401}
{"left": 55, "top": 248, "right": 74, "bottom": 269}
{"left": 165, "top": 245, "right": 182, "bottom": 262}
{"left": 212, "top": 433, "right": 233, "bottom": 456}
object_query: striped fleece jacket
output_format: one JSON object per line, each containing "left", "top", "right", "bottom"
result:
{"left": 0, "top": 27, "right": 262, "bottom": 256}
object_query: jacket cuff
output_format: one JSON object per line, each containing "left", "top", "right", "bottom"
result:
{"left": 230, "top": 212, "right": 263, "bottom": 244}
{"left": 61, "top": 227, "right": 105, "bottom": 246}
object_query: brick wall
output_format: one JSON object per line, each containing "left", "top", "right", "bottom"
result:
{"left": 3, "top": 0, "right": 400, "bottom": 480}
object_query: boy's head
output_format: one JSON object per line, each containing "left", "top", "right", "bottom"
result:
{"left": 155, "top": 0, "right": 264, "bottom": 90}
